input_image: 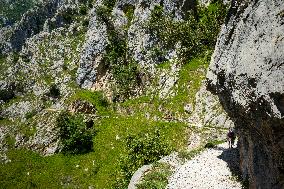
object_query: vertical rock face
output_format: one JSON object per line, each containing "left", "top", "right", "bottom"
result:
{"left": 207, "top": 0, "right": 284, "bottom": 188}
{"left": 76, "top": 0, "right": 197, "bottom": 89}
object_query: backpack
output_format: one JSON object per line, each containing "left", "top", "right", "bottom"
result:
{"left": 228, "top": 131, "right": 234, "bottom": 138}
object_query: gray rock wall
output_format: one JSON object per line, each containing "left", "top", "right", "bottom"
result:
{"left": 76, "top": 0, "right": 196, "bottom": 89}
{"left": 207, "top": 0, "right": 284, "bottom": 188}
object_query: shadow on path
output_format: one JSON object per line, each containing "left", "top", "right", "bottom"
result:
{"left": 217, "top": 146, "right": 243, "bottom": 181}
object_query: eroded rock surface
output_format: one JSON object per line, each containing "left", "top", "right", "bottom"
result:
{"left": 207, "top": 0, "right": 284, "bottom": 188}
{"left": 77, "top": 0, "right": 196, "bottom": 89}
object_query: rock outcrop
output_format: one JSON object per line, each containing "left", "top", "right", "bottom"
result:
{"left": 76, "top": 0, "right": 196, "bottom": 90}
{"left": 207, "top": 0, "right": 284, "bottom": 188}
{"left": 0, "top": 0, "right": 90, "bottom": 156}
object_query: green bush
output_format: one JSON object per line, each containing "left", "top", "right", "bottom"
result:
{"left": 114, "top": 128, "right": 171, "bottom": 188}
{"left": 82, "top": 20, "right": 89, "bottom": 27}
{"left": 146, "top": 1, "right": 227, "bottom": 61}
{"left": 204, "top": 142, "right": 215, "bottom": 148}
{"left": 48, "top": 84, "right": 60, "bottom": 98}
{"left": 136, "top": 163, "right": 172, "bottom": 189}
{"left": 95, "top": 0, "right": 141, "bottom": 101}
{"left": 56, "top": 111, "right": 94, "bottom": 154}
{"left": 204, "top": 139, "right": 224, "bottom": 148}
{"left": 123, "top": 4, "right": 135, "bottom": 25}
{"left": 25, "top": 109, "right": 37, "bottom": 119}
{"left": 0, "top": 89, "right": 15, "bottom": 102}
{"left": 103, "top": 0, "right": 117, "bottom": 11}
{"left": 100, "top": 16, "right": 139, "bottom": 101}
{"left": 197, "top": 0, "right": 227, "bottom": 48}
{"left": 0, "top": 0, "right": 36, "bottom": 23}
{"left": 79, "top": 5, "right": 87, "bottom": 15}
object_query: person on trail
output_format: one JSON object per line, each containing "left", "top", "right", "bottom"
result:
{"left": 227, "top": 128, "right": 235, "bottom": 148}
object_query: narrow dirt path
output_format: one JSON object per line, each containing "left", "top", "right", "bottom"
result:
{"left": 167, "top": 143, "right": 243, "bottom": 189}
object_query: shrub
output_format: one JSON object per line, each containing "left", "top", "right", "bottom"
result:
{"left": 0, "top": 89, "right": 15, "bottom": 102}
{"left": 0, "top": 0, "right": 36, "bottom": 23}
{"left": 146, "top": 1, "right": 227, "bottom": 62}
{"left": 114, "top": 128, "right": 171, "bottom": 188}
{"left": 12, "top": 52, "right": 20, "bottom": 63}
{"left": 79, "top": 5, "right": 87, "bottom": 15}
{"left": 96, "top": 5, "right": 111, "bottom": 23}
{"left": 95, "top": 0, "right": 141, "bottom": 101}
{"left": 123, "top": 4, "right": 135, "bottom": 24}
{"left": 82, "top": 20, "right": 89, "bottom": 27}
{"left": 103, "top": 27, "right": 140, "bottom": 101}
{"left": 204, "top": 142, "right": 215, "bottom": 148}
{"left": 48, "top": 84, "right": 60, "bottom": 98}
{"left": 61, "top": 8, "right": 76, "bottom": 24}
{"left": 204, "top": 140, "right": 224, "bottom": 148}
{"left": 136, "top": 163, "right": 173, "bottom": 189}
{"left": 25, "top": 109, "right": 37, "bottom": 119}
{"left": 103, "top": 0, "right": 117, "bottom": 11}
{"left": 56, "top": 111, "right": 94, "bottom": 154}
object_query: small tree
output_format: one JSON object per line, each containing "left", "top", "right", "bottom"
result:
{"left": 48, "top": 84, "right": 60, "bottom": 98}
{"left": 57, "top": 111, "right": 93, "bottom": 154}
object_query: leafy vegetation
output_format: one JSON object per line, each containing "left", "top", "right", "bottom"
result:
{"left": 96, "top": 2, "right": 140, "bottom": 101}
{"left": 57, "top": 111, "right": 94, "bottom": 154}
{"left": 114, "top": 128, "right": 172, "bottom": 188}
{"left": 25, "top": 109, "right": 37, "bottom": 119}
{"left": 0, "top": 88, "right": 15, "bottom": 102}
{"left": 47, "top": 84, "right": 60, "bottom": 98}
{"left": 123, "top": 4, "right": 135, "bottom": 28}
{"left": 146, "top": 0, "right": 227, "bottom": 61}
{"left": 0, "top": 116, "right": 188, "bottom": 188}
{"left": 204, "top": 139, "right": 225, "bottom": 148}
{"left": 0, "top": 0, "right": 37, "bottom": 25}
{"left": 136, "top": 163, "right": 173, "bottom": 189}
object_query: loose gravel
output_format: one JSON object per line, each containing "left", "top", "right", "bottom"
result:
{"left": 167, "top": 143, "right": 242, "bottom": 189}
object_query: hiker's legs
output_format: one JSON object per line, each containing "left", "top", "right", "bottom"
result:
{"left": 228, "top": 138, "right": 232, "bottom": 148}
{"left": 231, "top": 138, "right": 235, "bottom": 147}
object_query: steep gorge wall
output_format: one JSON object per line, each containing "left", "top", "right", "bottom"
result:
{"left": 207, "top": 0, "right": 284, "bottom": 188}
{"left": 77, "top": 0, "right": 197, "bottom": 90}
{"left": 0, "top": 0, "right": 232, "bottom": 159}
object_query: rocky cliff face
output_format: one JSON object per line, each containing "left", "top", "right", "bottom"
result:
{"left": 77, "top": 0, "right": 197, "bottom": 93}
{"left": 207, "top": 0, "right": 284, "bottom": 188}
{"left": 0, "top": 0, "right": 90, "bottom": 159}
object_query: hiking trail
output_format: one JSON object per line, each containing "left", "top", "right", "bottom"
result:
{"left": 167, "top": 143, "right": 243, "bottom": 189}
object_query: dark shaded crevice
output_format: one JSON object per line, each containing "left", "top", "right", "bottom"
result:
{"left": 270, "top": 93, "right": 284, "bottom": 115}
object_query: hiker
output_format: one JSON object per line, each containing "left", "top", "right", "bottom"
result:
{"left": 227, "top": 128, "right": 235, "bottom": 148}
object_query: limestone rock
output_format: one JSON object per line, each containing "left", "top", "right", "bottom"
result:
{"left": 184, "top": 103, "right": 193, "bottom": 114}
{"left": 207, "top": 0, "right": 284, "bottom": 188}
{"left": 76, "top": 0, "right": 195, "bottom": 93}
{"left": 69, "top": 100, "right": 96, "bottom": 114}
{"left": 188, "top": 83, "right": 234, "bottom": 128}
